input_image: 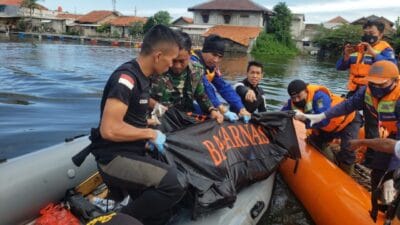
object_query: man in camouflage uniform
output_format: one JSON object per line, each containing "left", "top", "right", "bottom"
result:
{"left": 150, "top": 31, "right": 223, "bottom": 123}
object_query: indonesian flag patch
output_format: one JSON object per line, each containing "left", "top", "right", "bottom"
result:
{"left": 118, "top": 74, "right": 134, "bottom": 90}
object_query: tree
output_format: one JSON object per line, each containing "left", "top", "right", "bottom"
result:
{"left": 96, "top": 24, "right": 111, "bottom": 34}
{"left": 391, "top": 17, "right": 400, "bottom": 56}
{"left": 21, "top": 0, "right": 41, "bottom": 31}
{"left": 129, "top": 21, "right": 144, "bottom": 37}
{"left": 252, "top": 2, "right": 298, "bottom": 56}
{"left": 21, "top": 0, "right": 39, "bottom": 16}
{"left": 143, "top": 11, "right": 171, "bottom": 33}
{"left": 313, "top": 24, "right": 363, "bottom": 58}
{"left": 267, "top": 2, "right": 293, "bottom": 46}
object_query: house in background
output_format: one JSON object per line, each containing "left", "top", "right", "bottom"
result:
{"left": 351, "top": 15, "right": 395, "bottom": 35}
{"left": 73, "top": 10, "right": 119, "bottom": 37}
{"left": 301, "top": 23, "right": 320, "bottom": 54}
{"left": 203, "top": 25, "right": 262, "bottom": 53}
{"left": 0, "top": 0, "right": 22, "bottom": 31}
{"left": 109, "top": 16, "right": 146, "bottom": 38}
{"left": 323, "top": 16, "right": 348, "bottom": 29}
{"left": 291, "top": 13, "right": 305, "bottom": 49}
{"left": 185, "top": 0, "right": 272, "bottom": 52}
{"left": 188, "top": 0, "right": 272, "bottom": 28}
{"left": 172, "top": 16, "right": 193, "bottom": 26}
{"left": 0, "top": 0, "right": 61, "bottom": 32}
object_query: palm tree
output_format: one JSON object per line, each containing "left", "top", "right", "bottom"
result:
{"left": 21, "top": 0, "right": 41, "bottom": 31}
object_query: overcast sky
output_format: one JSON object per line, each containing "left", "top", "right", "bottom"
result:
{"left": 42, "top": 0, "right": 400, "bottom": 24}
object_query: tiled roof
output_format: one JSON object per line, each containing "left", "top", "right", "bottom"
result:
{"left": 351, "top": 15, "right": 394, "bottom": 27}
{"left": 204, "top": 25, "right": 262, "bottom": 47}
{"left": 56, "top": 13, "right": 82, "bottom": 20}
{"left": 326, "top": 16, "right": 348, "bottom": 24}
{"left": 189, "top": 0, "right": 271, "bottom": 13}
{"left": 0, "top": 0, "right": 47, "bottom": 9}
{"left": 77, "top": 10, "right": 116, "bottom": 23}
{"left": 109, "top": 16, "right": 147, "bottom": 26}
{"left": 0, "top": 0, "right": 23, "bottom": 6}
{"left": 181, "top": 17, "right": 193, "bottom": 24}
{"left": 172, "top": 16, "right": 193, "bottom": 25}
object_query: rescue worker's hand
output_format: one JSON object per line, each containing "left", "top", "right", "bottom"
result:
{"left": 383, "top": 179, "right": 397, "bottom": 204}
{"left": 294, "top": 110, "right": 307, "bottom": 121}
{"left": 149, "top": 130, "right": 166, "bottom": 154}
{"left": 303, "top": 113, "right": 326, "bottom": 127}
{"left": 210, "top": 110, "right": 224, "bottom": 124}
{"left": 153, "top": 102, "right": 168, "bottom": 118}
{"left": 239, "top": 108, "right": 251, "bottom": 123}
{"left": 224, "top": 111, "right": 239, "bottom": 122}
{"left": 245, "top": 90, "right": 257, "bottom": 102}
{"left": 343, "top": 43, "right": 356, "bottom": 60}
{"left": 360, "top": 42, "right": 376, "bottom": 57}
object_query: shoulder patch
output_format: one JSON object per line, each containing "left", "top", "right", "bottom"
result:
{"left": 118, "top": 74, "right": 134, "bottom": 90}
{"left": 317, "top": 98, "right": 324, "bottom": 109}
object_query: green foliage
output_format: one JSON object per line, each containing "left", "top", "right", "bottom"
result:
{"left": 111, "top": 30, "right": 120, "bottom": 38}
{"left": 251, "top": 32, "right": 299, "bottom": 56}
{"left": 21, "top": 0, "right": 38, "bottom": 9}
{"left": 267, "top": 2, "right": 293, "bottom": 46}
{"left": 129, "top": 21, "right": 144, "bottom": 37}
{"left": 143, "top": 11, "right": 171, "bottom": 33}
{"left": 391, "top": 17, "right": 400, "bottom": 55}
{"left": 252, "top": 2, "right": 297, "bottom": 56}
{"left": 96, "top": 24, "right": 111, "bottom": 33}
{"left": 16, "top": 19, "right": 26, "bottom": 31}
{"left": 313, "top": 24, "right": 363, "bottom": 56}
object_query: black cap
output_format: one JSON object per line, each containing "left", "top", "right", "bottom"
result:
{"left": 287, "top": 79, "right": 307, "bottom": 96}
{"left": 202, "top": 35, "right": 225, "bottom": 56}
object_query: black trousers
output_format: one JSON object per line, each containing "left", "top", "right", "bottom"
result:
{"left": 309, "top": 112, "right": 362, "bottom": 165}
{"left": 98, "top": 153, "right": 185, "bottom": 225}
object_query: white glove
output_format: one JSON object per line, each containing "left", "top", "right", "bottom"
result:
{"left": 383, "top": 179, "right": 397, "bottom": 204}
{"left": 294, "top": 110, "right": 307, "bottom": 121}
{"left": 153, "top": 102, "right": 168, "bottom": 118}
{"left": 304, "top": 113, "right": 326, "bottom": 127}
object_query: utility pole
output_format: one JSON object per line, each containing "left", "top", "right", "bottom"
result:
{"left": 134, "top": 6, "right": 137, "bottom": 17}
{"left": 112, "top": 0, "right": 116, "bottom": 12}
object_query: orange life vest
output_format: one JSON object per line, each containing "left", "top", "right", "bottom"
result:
{"left": 292, "top": 84, "right": 356, "bottom": 132}
{"left": 348, "top": 40, "right": 393, "bottom": 91}
{"left": 364, "top": 80, "right": 400, "bottom": 136}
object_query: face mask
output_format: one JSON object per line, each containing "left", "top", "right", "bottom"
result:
{"left": 361, "top": 34, "right": 378, "bottom": 45}
{"left": 369, "top": 83, "right": 394, "bottom": 99}
{"left": 293, "top": 99, "right": 306, "bottom": 108}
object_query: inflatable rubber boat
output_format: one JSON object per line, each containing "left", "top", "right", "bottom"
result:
{"left": 279, "top": 120, "right": 385, "bottom": 225}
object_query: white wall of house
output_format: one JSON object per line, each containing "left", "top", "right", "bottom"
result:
{"left": 290, "top": 15, "right": 305, "bottom": 40}
{"left": 193, "top": 11, "right": 264, "bottom": 27}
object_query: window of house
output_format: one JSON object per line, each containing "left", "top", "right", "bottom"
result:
{"left": 202, "top": 14, "right": 209, "bottom": 23}
{"left": 223, "top": 14, "right": 231, "bottom": 24}
{"left": 0, "top": 6, "right": 6, "bottom": 12}
{"left": 303, "top": 41, "right": 310, "bottom": 47}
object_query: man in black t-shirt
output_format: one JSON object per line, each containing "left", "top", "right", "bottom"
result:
{"left": 233, "top": 61, "right": 267, "bottom": 113}
{"left": 89, "top": 25, "right": 184, "bottom": 225}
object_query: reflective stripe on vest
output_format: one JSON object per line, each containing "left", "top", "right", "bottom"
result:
{"left": 291, "top": 84, "right": 356, "bottom": 132}
{"left": 364, "top": 80, "right": 400, "bottom": 135}
{"left": 348, "top": 41, "right": 393, "bottom": 91}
